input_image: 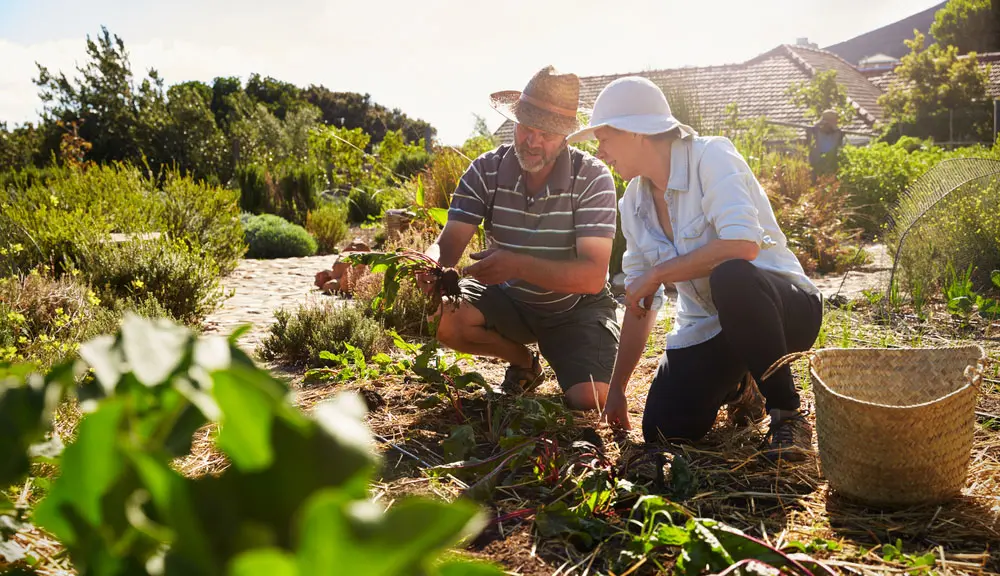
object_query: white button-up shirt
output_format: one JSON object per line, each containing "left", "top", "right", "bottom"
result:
{"left": 620, "top": 134, "right": 820, "bottom": 350}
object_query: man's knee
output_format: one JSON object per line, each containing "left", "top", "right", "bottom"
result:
{"left": 564, "top": 381, "right": 608, "bottom": 411}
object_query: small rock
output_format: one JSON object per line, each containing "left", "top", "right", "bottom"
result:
{"left": 314, "top": 269, "right": 336, "bottom": 289}
{"left": 345, "top": 239, "right": 370, "bottom": 252}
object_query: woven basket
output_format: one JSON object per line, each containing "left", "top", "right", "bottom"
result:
{"left": 800, "top": 345, "right": 985, "bottom": 507}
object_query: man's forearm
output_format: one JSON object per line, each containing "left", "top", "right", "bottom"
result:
{"left": 609, "top": 311, "right": 658, "bottom": 391}
{"left": 654, "top": 239, "right": 758, "bottom": 285}
{"left": 513, "top": 253, "right": 607, "bottom": 294}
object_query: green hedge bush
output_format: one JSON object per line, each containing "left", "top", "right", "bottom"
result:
{"left": 243, "top": 213, "right": 318, "bottom": 259}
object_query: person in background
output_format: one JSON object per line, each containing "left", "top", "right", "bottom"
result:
{"left": 806, "top": 109, "right": 845, "bottom": 176}
{"left": 418, "top": 65, "right": 621, "bottom": 411}
{"left": 569, "top": 76, "right": 823, "bottom": 462}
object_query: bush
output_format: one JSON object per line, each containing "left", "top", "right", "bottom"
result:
{"left": 0, "top": 270, "right": 114, "bottom": 367}
{"left": 0, "top": 164, "right": 159, "bottom": 275}
{"left": 892, "top": 179, "right": 1000, "bottom": 298}
{"left": 347, "top": 187, "right": 385, "bottom": 223}
{"left": 158, "top": 169, "right": 245, "bottom": 275}
{"left": 306, "top": 202, "right": 350, "bottom": 254}
{"left": 837, "top": 142, "right": 943, "bottom": 235}
{"left": 243, "top": 213, "right": 318, "bottom": 259}
{"left": 837, "top": 140, "right": 999, "bottom": 237}
{"left": 258, "top": 301, "right": 389, "bottom": 368}
{"left": 761, "top": 155, "right": 862, "bottom": 275}
{"left": 235, "top": 163, "right": 269, "bottom": 214}
{"left": 80, "top": 238, "right": 226, "bottom": 324}
{"left": 391, "top": 148, "right": 431, "bottom": 180}
{"left": 276, "top": 162, "right": 322, "bottom": 225}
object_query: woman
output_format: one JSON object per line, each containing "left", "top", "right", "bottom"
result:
{"left": 567, "top": 77, "right": 823, "bottom": 462}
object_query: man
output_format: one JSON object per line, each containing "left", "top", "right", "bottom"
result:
{"left": 420, "top": 65, "right": 620, "bottom": 411}
{"left": 806, "top": 109, "right": 845, "bottom": 177}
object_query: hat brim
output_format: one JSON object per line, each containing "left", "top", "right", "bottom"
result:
{"left": 490, "top": 90, "right": 580, "bottom": 136}
{"left": 567, "top": 114, "right": 698, "bottom": 144}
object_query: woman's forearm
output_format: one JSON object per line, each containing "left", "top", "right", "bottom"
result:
{"left": 654, "top": 239, "right": 759, "bottom": 284}
{"left": 609, "top": 309, "right": 659, "bottom": 391}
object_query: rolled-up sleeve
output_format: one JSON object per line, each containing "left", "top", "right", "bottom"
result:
{"left": 698, "top": 137, "right": 765, "bottom": 245}
{"left": 619, "top": 193, "right": 666, "bottom": 312}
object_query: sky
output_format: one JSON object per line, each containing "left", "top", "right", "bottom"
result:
{"left": 0, "top": 0, "right": 943, "bottom": 145}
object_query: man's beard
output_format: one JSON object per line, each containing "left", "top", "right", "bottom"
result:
{"left": 514, "top": 141, "right": 560, "bottom": 173}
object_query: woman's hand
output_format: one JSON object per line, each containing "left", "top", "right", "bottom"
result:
{"left": 623, "top": 268, "right": 662, "bottom": 319}
{"left": 601, "top": 386, "right": 632, "bottom": 430}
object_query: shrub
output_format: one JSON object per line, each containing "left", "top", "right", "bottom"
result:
{"left": 258, "top": 301, "right": 389, "bottom": 368}
{"left": 347, "top": 187, "right": 385, "bottom": 223}
{"left": 391, "top": 148, "right": 431, "bottom": 180}
{"left": 0, "top": 270, "right": 110, "bottom": 367}
{"left": 158, "top": 169, "right": 245, "bottom": 275}
{"left": 276, "top": 162, "right": 322, "bottom": 225}
{"left": 0, "top": 164, "right": 159, "bottom": 275}
{"left": 244, "top": 213, "right": 318, "bottom": 259}
{"left": 761, "top": 155, "right": 862, "bottom": 276}
{"left": 235, "top": 163, "right": 269, "bottom": 214}
{"left": 837, "top": 142, "right": 942, "bottom": 235}
{"left": 352, "top": 269, "right": 431, "bottom": 334}
{"left": 306, "top": 202, "right": 350, "bottom": 254}
{"left": 80, "top": 237, "right": 226, "bottom": 324}
{"left": 892, "top": 179, "right": 1000, "bottom": 297}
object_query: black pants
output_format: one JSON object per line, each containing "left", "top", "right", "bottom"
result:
{"left": 642, "top": 259, "right": 823, "bottom": 443}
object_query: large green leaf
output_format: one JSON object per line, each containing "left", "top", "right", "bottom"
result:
{"left": 228, "top": 549, "right": 298, "bottom": 576}
{"left": 296, "top": 490, "right": 485, "bottom": 576}
{"left": 212, "top": 369, "right": 277, "bottom": 470}
{"left": 120, "top": 314, "right": 192, "bottom": 387}
{"left": 33, "top": 399, "right": 127, "bottom": 545}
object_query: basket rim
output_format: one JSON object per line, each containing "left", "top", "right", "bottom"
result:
{"left": 808, "top": 345, "right": 984, "bottom": 410}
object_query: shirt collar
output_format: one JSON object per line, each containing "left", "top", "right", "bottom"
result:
{"left": 666, "top": 137, "right": 689, "bottom": 192}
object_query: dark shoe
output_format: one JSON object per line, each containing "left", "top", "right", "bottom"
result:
{"left": 761, "top": 409, "right": 813, "bottom": 462}
{"left": 501, "top": 352, "right": 544, "bottom": 395}
{"left": 726, "top": 373, "right": 766, "bottom": 427}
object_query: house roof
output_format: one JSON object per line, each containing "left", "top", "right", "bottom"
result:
{"left": 823, "top": 2, "right": 944, "bottom": 65}
{"left": 493, "top": 44, "right": 883, "bottom": 143}
{"left": 866, "top": 52, "right": 1000, "bottom": 99}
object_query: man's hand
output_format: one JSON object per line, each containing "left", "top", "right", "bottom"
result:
{"left": 601, "top": 386, "right": 632, "bottom": 430}
{"left": 623, "top": 268, "right": 662, "bottom": 319}
{"left": 462, "top": 247, "right": 524, "bottom": 286}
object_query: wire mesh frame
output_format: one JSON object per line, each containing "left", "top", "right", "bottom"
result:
{"left": 884, "top": 158, "right": 1000, "bottom": 303}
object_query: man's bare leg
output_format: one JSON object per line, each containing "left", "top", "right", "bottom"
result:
{"left": 432, "top": 302, "right": 533, "bottom": 369}
{"left": 565, "top": 380, "right": 610, "bottom": 411}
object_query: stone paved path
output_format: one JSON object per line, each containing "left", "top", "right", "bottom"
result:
{"left": 202, "top": 255, "right": 340, "bottom": 355}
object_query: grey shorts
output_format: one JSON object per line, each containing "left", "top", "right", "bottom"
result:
{"left": 460, "top": 279, "right": 621, "bottom": 392}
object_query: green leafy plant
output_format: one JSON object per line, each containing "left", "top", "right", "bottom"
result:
{"left": 303, "top": 344, "right": 406, "bottom": 383}
{"left": 1, "top": 314, "right": 502, "bottom": 575}
{"left": 343, "top": 250, "right": 461, "bottom": 313}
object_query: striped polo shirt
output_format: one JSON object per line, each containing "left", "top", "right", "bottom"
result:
{"left": 448, "top": 144, "right": 618, "bottom": 314}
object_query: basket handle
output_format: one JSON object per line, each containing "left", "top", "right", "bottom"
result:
{"left": 762, "top": 350, "right": 818, "bottom": 381}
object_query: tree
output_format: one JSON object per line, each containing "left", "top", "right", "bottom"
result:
{"left": 303, "top": 85, "right": 435, "bottom": 148}
{"left": 878, "top": 31, "right": 991, "bottom": 142}
{"left": 930, "top": 0, "right": 999, "bottom": 54}
{"left": 785, "top": 70, "right": 855, "bottom": 124}
{"left": 0, "top": 122, "right": 42, "bottom": 171}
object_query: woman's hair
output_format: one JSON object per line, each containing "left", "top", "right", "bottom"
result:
{"left": 644, "top": 128, "right": 681, "bottom": 142}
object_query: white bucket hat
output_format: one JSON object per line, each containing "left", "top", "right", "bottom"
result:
{"left": 567, "top": 76, "right": 698, "bottom": 143}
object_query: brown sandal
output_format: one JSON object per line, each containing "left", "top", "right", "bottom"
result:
{"left": 501, "top": 352, "right": 544, "bottom": 395}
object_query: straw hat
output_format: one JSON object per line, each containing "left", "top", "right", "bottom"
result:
{"left": 490, "top": 65, "right": 582, "bottom": 136}
{"left": 567, "top": 76, "right": 697, "bottom": 143}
